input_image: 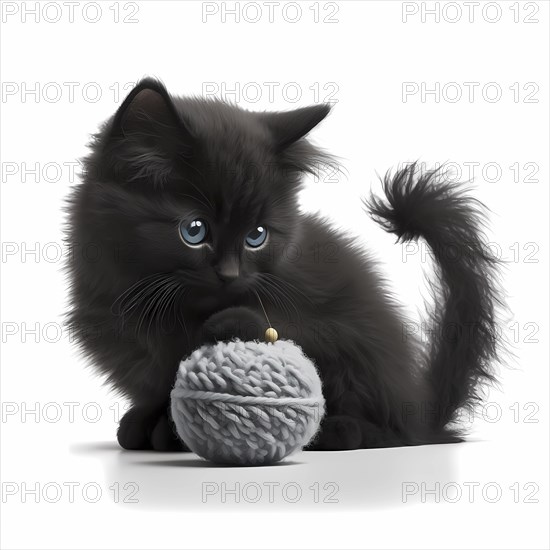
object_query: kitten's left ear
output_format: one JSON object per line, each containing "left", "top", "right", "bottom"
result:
{"left": 262, "top": 104, "right": 332, "bottom": 151}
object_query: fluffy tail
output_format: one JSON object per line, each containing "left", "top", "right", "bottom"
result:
{"left": 367, "top": 163, "right": 501, "bottom": 434}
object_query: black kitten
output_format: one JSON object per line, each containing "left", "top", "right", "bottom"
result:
{"left": 66, "top": 78, "right": 500, "bottom": 451}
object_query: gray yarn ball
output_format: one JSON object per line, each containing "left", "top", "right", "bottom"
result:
{"left": 170, "top": 339, "right": 325, "bottom": 466}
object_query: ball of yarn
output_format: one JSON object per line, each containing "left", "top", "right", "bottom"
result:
{"left": 170, "top": 339, "right": 325, "bottom": 466}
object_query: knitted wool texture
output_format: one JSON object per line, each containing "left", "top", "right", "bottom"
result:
{"left": 170, "top": 339, "right": 325, "bottom": 466}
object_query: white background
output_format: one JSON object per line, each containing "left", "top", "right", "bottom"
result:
{"left": 1, "top": 1, "right": 548, "bottom": 549}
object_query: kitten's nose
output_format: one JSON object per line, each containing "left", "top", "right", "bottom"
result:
{"left": 215, "top": 258, "right": 240, "bottom": 283}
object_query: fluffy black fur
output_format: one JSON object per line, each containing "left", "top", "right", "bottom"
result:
{"left": 66, "top": 78, "right": 501, "bottom": 451}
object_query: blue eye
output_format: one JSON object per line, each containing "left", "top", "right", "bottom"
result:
{"left": 245, "top": 226, "right": 267, "bottom": 248}
{"left": 180, "top": 219, "right": 208, "bottom": 245}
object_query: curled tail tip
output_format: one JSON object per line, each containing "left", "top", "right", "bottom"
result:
{"left": 366, "top": 162, "right": 491, "bottom": 244}
{"left": 365, "top": 162, "right": 432, "bottom": 240}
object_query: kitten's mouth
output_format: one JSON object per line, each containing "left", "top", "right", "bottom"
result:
{"left": 184, "top": 277, "right": 253, "bottom": 313}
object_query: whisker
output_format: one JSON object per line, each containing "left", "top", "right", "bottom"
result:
{"left": 111, "top": 274, "right": 165, "bottom": 315}
{"left": 157, "top": 282, "right": 181, "bottom": 333}
{"left": 147, "top": 281, "right": 177, "bottom": 340}
{"left": 265, "top": 272, "right": 313, "bottom": 304}
{"left": 255, "top": 274, "right": 295, "bottom": 321}
{"left": 175, "top": 288, "right": 190, "bottom": 346}
{"left": 265, "top": 279, "right": 300, "bottom": 320}
{"left": 119, "top": 278, "right": 174, "bottom": 319}
{"left": 179, "top": 193, "right": 213, "bottom": 213}
{"left": 138, "top": 278, "right": 174, "bottom": 337}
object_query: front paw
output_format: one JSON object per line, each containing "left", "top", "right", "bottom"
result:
{"left": 150, "top": 413, "right": 189, "bottom": 452}
{"left": 201, "top": 306, "right": 265, "bottom": 343}
{"left": 117, "top": 406, "right": 189, "bottom": 452}
{"left": 305, "top": 415, "right": 363, "bottom": 451}
{"left": 117, "top": 407, "right": 155, "bottom": 450}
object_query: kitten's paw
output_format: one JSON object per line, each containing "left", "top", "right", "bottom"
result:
{"left": 150, "top": 413, "right": 190, "bottom": 452}
{"left": 201, "top": 306, "right": 264, "bottom": 343}
{"left": 117, "top": 408, "right": 154, "bottom": 450}
{"left": 117, "top": 406, "right": 189, "bottom": 452}
{"left": 306, "top": 415, "right": 363, "bottom": 451}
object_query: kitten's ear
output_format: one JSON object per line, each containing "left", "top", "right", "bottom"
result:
{"left": 111, "top": 77, "right": 188, "bottom": 140}
{"left": 262, "top": 104, "right": 332, "bottom": 150}
{"left": 105, "top": 78, "right": 192, "bottom": 186}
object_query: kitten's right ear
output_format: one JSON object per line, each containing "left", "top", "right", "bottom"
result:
{"left": 110, "top": 77, "right": 189, "bottom": 140}
{"left": 104, "top": 78, "right": 192, "bottom": 186}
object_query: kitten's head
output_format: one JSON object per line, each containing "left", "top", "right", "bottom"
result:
{"left": 75, "top": 78, "right": 332, "bottom": 313}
